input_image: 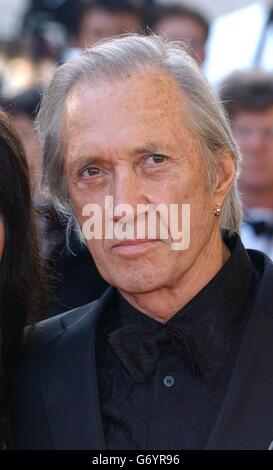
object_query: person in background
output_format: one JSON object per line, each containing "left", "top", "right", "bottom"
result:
{"left": 220, "top": 71, "right": 273, "bottom": 259}
{"left": 148, "top": 3, "right": 209, "bottom": 66}
{"left": 0, "top": 110, "right": 45, "bottom": 448}
{"left": 23, "top": 0, "right": 80, "bottom": 40}
{"left": 74, "top": 0, "right": 143, "bottom": 51}
{"left": 1, "top": 90, "right": 108, "bottom": 317}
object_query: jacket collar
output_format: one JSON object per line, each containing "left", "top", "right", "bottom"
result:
{"left": 40, "top": 287, "right": 115, "bottom": 450}
{"left": 206, "top": 250, "right": 273, "bottom": 449}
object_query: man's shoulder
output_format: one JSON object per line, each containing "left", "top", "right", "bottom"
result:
{"left": 25, "top": 298, "right": 101, "bottom": 353}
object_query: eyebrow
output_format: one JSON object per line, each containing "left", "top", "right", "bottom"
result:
{"left": 133, "top": 141, "right": 161, "bottom": 155}
{"left": 68, "top": 141, "right": 163, "bottom": 173}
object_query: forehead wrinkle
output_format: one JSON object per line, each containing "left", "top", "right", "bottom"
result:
{"left": 67, "top": 139, "right": 170, "bottom": 174}
{"left": 65, "top": 69, "right": 185, "bottom": 122}
{"left": 62, "top": 70, "right": 197, "bottom": 166}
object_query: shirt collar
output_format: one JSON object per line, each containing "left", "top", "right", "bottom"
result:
{"left": 117, "top": 231, "right": 257, "bottom": 389}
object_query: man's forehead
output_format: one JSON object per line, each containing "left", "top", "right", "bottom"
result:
{"left": 63, "top": 70, "right": 185, "bottom": 120}
{"left": 60, "top": 72, "right": 192, "bottom": 162}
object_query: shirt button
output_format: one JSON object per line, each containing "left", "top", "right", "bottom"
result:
{"left": 163, "top": 375, "right": 175, "bottom": 387}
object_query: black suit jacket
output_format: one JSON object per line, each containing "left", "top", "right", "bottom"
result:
{"left": 10, "top": 249, "right": 273, "bottom": 450}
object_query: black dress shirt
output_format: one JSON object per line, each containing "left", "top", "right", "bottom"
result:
{"left": 95, "top": 232, "right": 257, "bottom": 450}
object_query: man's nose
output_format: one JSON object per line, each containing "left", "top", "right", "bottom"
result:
{"left": 111, "top": 167, "right": 145, "bottom": 221}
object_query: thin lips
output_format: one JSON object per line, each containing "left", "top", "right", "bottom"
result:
{"left": 112, "top": 239, "right": 158, "bottom": 248}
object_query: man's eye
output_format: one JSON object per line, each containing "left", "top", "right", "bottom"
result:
{"left": 145, "top": 154, "right": 166, "bottom": 164}
{"left": 81, "top": 167, "right": 100, "bottom": 177}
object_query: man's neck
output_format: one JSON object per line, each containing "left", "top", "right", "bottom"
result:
{"left": 118, "top": 229, "right": 230, "bottom": 323}
{"left": 240, "top": 184, "right": 273, "bottom": 209}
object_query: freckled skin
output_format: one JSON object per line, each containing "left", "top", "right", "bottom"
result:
{"left": 62, "top": 71, "right": 234, "bottom": 320}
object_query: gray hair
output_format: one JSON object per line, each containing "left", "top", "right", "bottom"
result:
{"left": 37, "top": 34, "right": 242, "bottom": 232}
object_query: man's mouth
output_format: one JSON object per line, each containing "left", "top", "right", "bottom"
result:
{"left": 111, "top": 239, "right": 161, "bottom": 256}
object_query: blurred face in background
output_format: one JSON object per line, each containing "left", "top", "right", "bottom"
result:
{"left": 0, "top": 215, "right": 4, "bottom": 259}
{"left": 153, "top": 16, "right": 207, "bottom": 65}
{"left": 231, "top": 106, "right": 273, "bottom": 192}
{"left": 78, "top": 9, "right": 141, "bottom": 48}
{"left": 118, "top": 12, "right": 140, "bottom": 34}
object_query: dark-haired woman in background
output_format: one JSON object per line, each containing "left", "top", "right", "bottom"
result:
{"left": 0, "top": 110, "right": 45, "bottom": 448}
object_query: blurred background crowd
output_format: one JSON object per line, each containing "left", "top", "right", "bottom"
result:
{"left": 1, "top": 0, "right": 273, "bottom": 317}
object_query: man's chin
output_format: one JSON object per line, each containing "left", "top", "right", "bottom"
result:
{"left": 111, "top": 275, "right": 167, "bottom": 295}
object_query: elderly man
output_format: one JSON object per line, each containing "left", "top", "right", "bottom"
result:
{"left": 11, "top": 35, "right": 273, "bottom": 450}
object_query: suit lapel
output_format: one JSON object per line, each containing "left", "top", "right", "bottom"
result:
{"left": 206, "top": 306, "right": 273, "bottom": 449}
{"left": 40, "top": 287, "right": 115, "bottom": 450}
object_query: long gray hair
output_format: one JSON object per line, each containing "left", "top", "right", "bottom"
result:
{"left": 36, "top": 34, "right": 242, "bottom": 232}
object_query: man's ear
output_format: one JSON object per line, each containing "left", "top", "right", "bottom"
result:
{"left": 213, "top": 149, "right": 236, "bottom": 206}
